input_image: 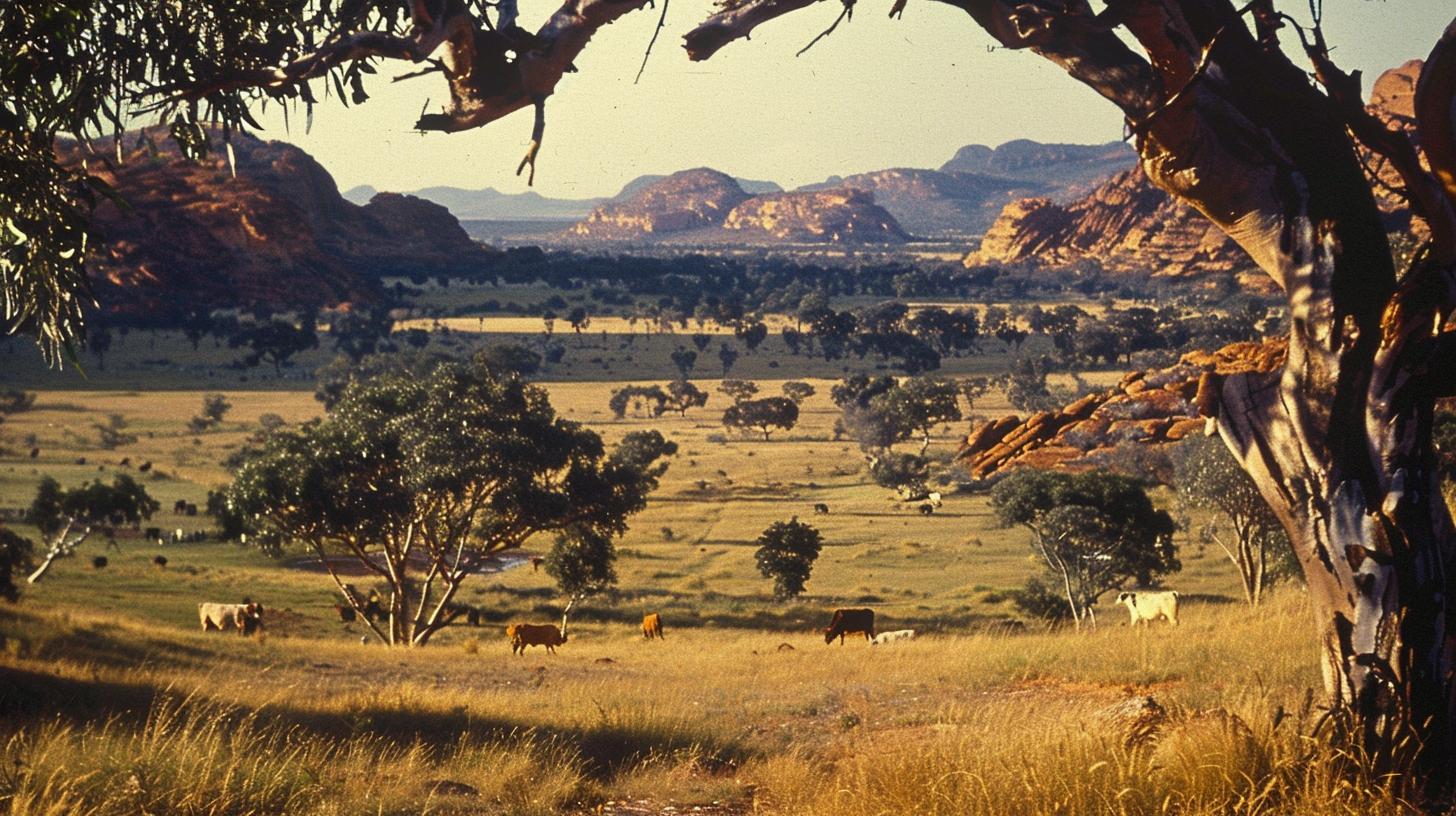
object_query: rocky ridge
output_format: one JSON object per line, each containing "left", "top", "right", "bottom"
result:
{"left": 965, "top": 63, "right": 1423, "bottom": 285}
{"left": 66, "top": 129, "right": 493, "bottom": 319}
{"left": 956, "top": 338, "right": 1288, "bottom": 479}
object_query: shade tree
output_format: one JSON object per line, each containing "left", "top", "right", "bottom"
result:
{"left": 228, "top": 363, "right": 676, "bottom": 646}
{"left": 991, "top": 469, "right": 1179, "bottom": 628}
{"left": 723, "top": 397, "right": 799, "bottom": 441}
{"left": 754, "top": 518, "right": 823, "bottom": 599}
{"left": 26, "top": 474, "right": 160, "bottom": 583}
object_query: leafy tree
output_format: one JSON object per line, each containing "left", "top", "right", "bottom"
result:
{"left": 717, "top": 379, "right": 759, "bottom": 404}
{"left": 690, "top": 332, "right": 711, "bottom": 352}
{"left": 0, "top": 526, "right": 35, "bottom": 603}
{"left": 402, "top": 327, "right": 431, "bottom": 349}
{"left": 0, "top": 390, "right": 36, "bottom": 415}
{"left": 736, "top": 319, "right": 768, "bottom": 353}
{"left": 544, "top": 526, "right": 617, "bottom": 598}
{"left": 230, "top": 318, "right": 319, "bottom": 374}
{"left": 229, "top": 364, "right": 675, "bottom": 646}
{"left": 1173, "top": 435, "right": 1292, "bottom": 606}
{"left": 567, "top": 306, "right": 591, "bottom": 346}
{"left": 181, "top": 311, "right": 215, "bottom": 352}
{"left": 754, "top": 518, "right": 823, "bottom": 599}
{"left": 884, "top": 376, "right": 962, "bottom": 456}
{"left": 314, "top": 347, "right": 458, "bottom": 409}
{"left": 329, "top": 307, "right": 395, "bottom": 363}
{"left": 88, "top": 327, "right": 112, "bottom": 371}
{"left": 475, "top": 343, "right": 542, "bottom": 378}
{"left": 201, "top": 393, "right": 232, "bottom": 424}
{"left": 670, "top": 347, "right": 698, "bottom": 380}
{"left": 27, "top": 474, "right": 160, "bottom": 582}
{"left": 608, "top": 384, "right": 669, "bottom": 419}
{"left": 991, "top": 469, "right": 1178, "bottom": 628}
{"left": 781, "top": 381, "right": 816, "bottom": 405}
{"left": 664, "top": 380, "right": 709, "bottom": 417}
{"left": 1000, "top": 356, "right": 1059, "bottom": 413}
{"left": 92, "top": 413, "right": 137, "bottom": 449}
{"left": 723, "top": 397, "right": 798, "bottom": 441}
{"left": 717, "top": 342, "right": 739, "bottom": 377}
{"left": 868, "top": 453, "right": 929, "bottom": 493}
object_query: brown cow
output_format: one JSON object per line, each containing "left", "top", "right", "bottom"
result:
{"left": 642, "top": 613, "right": 664, "bottom": 640}
{"left": 506, "top": 623, "right": 566, "bottom": 654}
{"left": 824, "top": 608, "right": 875, "bottom": 645}
{"left": 199, "top": 602, "right": 264, "bottom": 635}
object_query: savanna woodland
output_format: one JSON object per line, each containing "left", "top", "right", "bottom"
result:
{"left": 6, "top": 0, "right": 1456, "bottom": 813}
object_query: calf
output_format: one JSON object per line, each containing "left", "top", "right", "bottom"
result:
{"left": 642, "top": 612, "right": 664, "bottom": 640}
{"left": 918, "top": 502, "right": 935, "bottom": 515}
{"left": 198, "top": 602, "right": 264, "bottom": 635}
{"left": 506, "top": 622, "right": 566, "bottom": 654}
{"left": 870, "top": 629, "right": 915, "bottom": 645}
{"left": 1117, "top": 591, "right": 1179, "bottom": 628}
{"left": 824, "top": 608, "right": 875, "bottom": 645}
{"left": 812, "top": 503, "right": 830, "bottom": 515}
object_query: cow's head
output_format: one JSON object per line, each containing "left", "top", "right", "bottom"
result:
{"left": 240, "top": 602, "right": 264, "bottom": 635}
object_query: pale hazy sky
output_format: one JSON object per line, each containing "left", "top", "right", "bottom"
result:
{"left": 251, "top": 0, "right": 1452, "bottom": 200}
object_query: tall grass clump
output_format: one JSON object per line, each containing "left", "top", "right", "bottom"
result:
{"left": 739, "top": 692, "right": 1423, "bottom": 816}
{"left": 0, "top": 694, "right": 594, "bottom": 816}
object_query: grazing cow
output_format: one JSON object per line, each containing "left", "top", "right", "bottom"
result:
{"left": 184, "top": 503, "right": 198, "bottom": 517}
{"left": 813, "top": 503, "right": 830, "bottom": 515}
{"left": 642, "top": 613, "right": 664, "bottom": 640}
{"left": 152, "top": 555, "right": 168, "bottom": 569}
{"left": 926, "top": 492, "right": 942, "bottom": 507}
{"left": 1117, "top": 591, "right": 1179, "bottom": 628}
{"left": 824, "top": 608, "right": 876, "bottom": 645}
{"left": 918, "top": 502, "right": 935, "bottom": 515}
{"left": 138, "top": 461, "right": 152, "bottom": 472}
{"left": 92, "top": 556, "right": 108, "bottom": 569}
{"left": 870, "top": 629, "right": 915, "bottom": 646}
{"left": 144, "top": 527, "right": 163, "bottom": 543}
{"left": 198, "top": 602, "right": 264, "bottom": 635}
{"left": 506, "top": 622, "right": 567, "bottom": 654}
{"left": 335, "top": 603, "right": 357, "bottom": 623}
{"left": 174, "top": 499, "right": 189, "bottom": 514}
{"left": 29, "top": 447, "right": 39, "bottom": 459}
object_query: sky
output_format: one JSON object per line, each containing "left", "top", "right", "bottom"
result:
{"left": 250, "top": 0, "right": 1453, "bottom": 201}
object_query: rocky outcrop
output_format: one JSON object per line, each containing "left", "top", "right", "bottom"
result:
{"left": 955, "top": 337, "right": 1288, "bottom": 479}
{"left": 801, "top": 169, "right": 1042, "bottom": 237}
{"left": 967, "top": 167, "right": 1256, "bottom": 282}
{"left": 940, "top": 140, "right": 1137, "bottom": 198}
{"left": 966, "top": 63, "right": 1422, "bottom": 285}
{"left": 569, "top": 169, "right": 751, "bottom": 238}
{"left": 723, "top": 188, "right": 909, "bottom": 243}
{"left": 63, "top": 128, "right": 493, "bottom": 319}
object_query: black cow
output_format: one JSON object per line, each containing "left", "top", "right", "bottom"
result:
{"left": 813, "top": 503, "right": 829, "bottom": 515}
{"left": 824, "top": 608, "right": 875, "bottom": 645}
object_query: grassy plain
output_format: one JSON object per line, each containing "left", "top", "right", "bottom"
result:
{"left": 0, "top": 327, "right": 1414, "bottom": 814}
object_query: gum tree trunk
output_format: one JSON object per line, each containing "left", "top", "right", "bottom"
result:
{"left": 884, "top": 0, "right": 1456, "bottom": 792}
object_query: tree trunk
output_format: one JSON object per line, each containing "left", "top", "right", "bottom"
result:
{"left": 908, "top": 0, "right": 1456, "bottom": 794}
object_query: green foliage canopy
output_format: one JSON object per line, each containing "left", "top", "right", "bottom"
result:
{"left": 228, "top": 362, "right": 675, "bottom": 646}
{"left": 754, "top": 517, "right": 823, "bottom": 599}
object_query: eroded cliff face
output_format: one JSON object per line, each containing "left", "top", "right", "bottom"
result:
{"left": 967, "top": 168, "right": 1255, "bottom": 283}
{"left": 569, "top": 168, "right": 751, "bottom": 238}
{"left": 62, "top": 129, "right": 492, "bottom": 319}
{"left": 723, "top": 188, "right": 909, "bottom": 243}
{"left": 811, "top": 169, "right": 1041, "bottom": 238}
{"left": 956, "top": 338, "right": 1288, "bottom": 479}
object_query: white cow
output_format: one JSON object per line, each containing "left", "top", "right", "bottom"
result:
{"left": 1117, "top": 591, "right": 1179, "bottom": 627}
{"left": 871, "top": 629, "right": 916, "bottom": 645}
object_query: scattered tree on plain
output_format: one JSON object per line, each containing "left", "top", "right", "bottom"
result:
{"left": 781, "top": 381, "right": 815, "bottom": 405}
{"left": 723, "top": 397, "right": 799, "bottom": 441}
{"left": 717, "top": 379, "right": 759, "bottom": 404}
{"left": 27, "top": 474, "right": 160, "bottom": 583}
{"left": 991, "top": 469, "right": 1178, "bottom": 628}
{"left": 229, "top": 363, "right": 676, "bottom": 646}
{"left": 754, "top": 518, "right": 823, "bottom": 599}
{"left": 1173, "top": 435, "right": 1291, "bottom": 606}
{"left": 230, "top": 318, "right": 319, "bottom": 375}
{"left": 664, "top": 380, "right": 709, "bottom": 417}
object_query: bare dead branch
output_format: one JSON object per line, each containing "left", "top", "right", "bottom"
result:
{"left": 635, "top": 0, "right": 671, "bottom": 83}
{"left": 797, "top": 0, "right": 854, "bottom": 57}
